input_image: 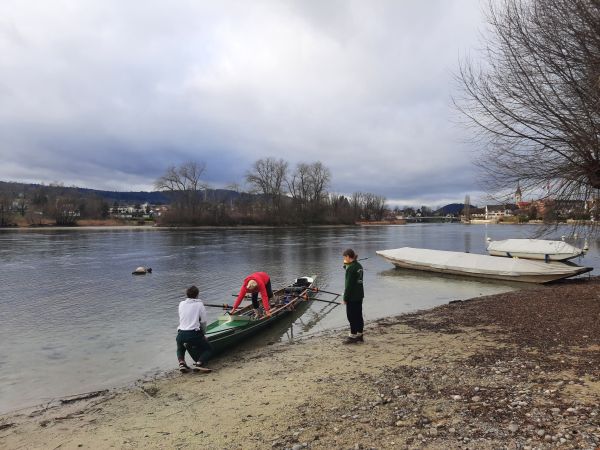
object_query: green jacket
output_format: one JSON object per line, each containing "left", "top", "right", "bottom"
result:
{"left": 344, "top": 260, "right": 364, "bottom": 303}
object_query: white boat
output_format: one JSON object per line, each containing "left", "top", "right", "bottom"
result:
{"left": 376, "top": 247, "right": 592, "bottom": 284}
{"left": 486, "top": 239, "right": 586, "bottom": 261}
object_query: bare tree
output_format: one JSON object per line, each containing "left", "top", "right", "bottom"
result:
{"left": 0, "top": 193, "right": 14, "bottom": 227}
{"left": 155, "top": 161, "right": 208, "bottom": 213}
{"left": 351, "top": 192, "right": 366, "bottom": 220}
{"left": 287, "top": 163, "right": 311, "bottom": 210}
{"left": 365, "top": 193, "right": 387, "bottom": 221}
{"left": 288, "top": 161, "right": 332, "bottom": 220}
{"left": 246, "top": 157, "right": 288, "bottom": 214}
{"left": 49, "top": 195, "right": 79, "bottom": 226}
{"left": 350, "top": 192, "right": 387, "bottom": 221}
{"left": 306, "top": 161, "right": 331, "bottom": 204}
{"left": 11, "top": 193, "right": 27, "bottom": 217}
{"left": 455, "top": 0, "right": 600, "bottom": 232}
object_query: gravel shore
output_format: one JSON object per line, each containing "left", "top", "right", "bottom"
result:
{"left": 1, "top": 276, "right": 599, "bottom": 449}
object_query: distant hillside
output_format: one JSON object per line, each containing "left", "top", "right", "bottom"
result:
{"left": 0, "top": 181, "right": 248, "bottom": 205}
{"left": 435, "top": 203, "right": 470, "bottom": 215}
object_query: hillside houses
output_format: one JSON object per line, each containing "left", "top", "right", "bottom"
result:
{"left": 463, "top": 184, "right": 598, "bottom": 223}
{"left": 108, "top": 203, "right": 169, "bottom": 219}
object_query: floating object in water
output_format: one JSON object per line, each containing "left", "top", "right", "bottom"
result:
{"left": 132, "top": 266, "right": 152, "bottom": 275}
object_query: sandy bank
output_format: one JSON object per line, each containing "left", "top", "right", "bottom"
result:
{"left": 1, "top": 277, "right": 599, "bottom": 449}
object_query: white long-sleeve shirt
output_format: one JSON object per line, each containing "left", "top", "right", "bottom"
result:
{"left": 178, "top": 298, "right": 208, "bottom": 332}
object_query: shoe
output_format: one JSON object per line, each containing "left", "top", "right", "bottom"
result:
{"left": 179, "top": 362, "right": 190, "bottom": 373}
{"left": 356, "top": 334, "right": 364, "bottom": 342}
{"left": 192, "top": 362, "right": 213, "bottom": 373}
{"left": 342, "top": 336, "right": 359, "bottom": 345}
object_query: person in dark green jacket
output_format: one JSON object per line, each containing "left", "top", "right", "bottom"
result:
{"left": 342, "top": 248, "right": 364, "bottom": 344}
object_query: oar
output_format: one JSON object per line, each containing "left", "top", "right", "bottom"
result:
{"left": 287, "top": 293, "right": 342, "bottom": 306}
{"left": 311, "top": 297, "right": 342, "bottom": 305}
{"left": 204, "top": 303, "right": 235, "bottom": 309}
{"left": 307, "top": 287, "right": 342, "bottom": 297}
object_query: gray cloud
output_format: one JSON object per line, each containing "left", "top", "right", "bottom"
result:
{"left": 0, "top": 0, "right": 486, "bottom": 205}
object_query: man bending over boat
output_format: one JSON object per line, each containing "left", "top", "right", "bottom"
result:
{"left": 230, "top": 272, "right": 273, "bottom": 317}
{"left": 176, "top": 286, "right": 213, "bottom": 373}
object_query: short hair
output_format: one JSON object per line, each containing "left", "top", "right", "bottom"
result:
{"left": 246, "top": 280, "right": 258, "bottom": 291}
{"left": 186, "top": 285, "right": 199, "bottom": 298}
{"left": 343, "top": 248, "right": 357, "bottom": 259}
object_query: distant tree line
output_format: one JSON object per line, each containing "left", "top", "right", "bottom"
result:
{"left": 0, "top": 182, "right": 111, "bottom": 226}
{"left": 0, "top": 159, "right": 388, "bottom": 227}
{"left": 154, "top": 158, "right": 387, "bottom": 226}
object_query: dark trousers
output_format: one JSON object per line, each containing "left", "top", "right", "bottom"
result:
{"left": 176, "top": 330, "right": 213, "bottom": 364}
{"left": 251, "top": 280, "right": 273, "bottom": 309}
{"left": 346, "top": 301, "right": 364, "bottom": 334}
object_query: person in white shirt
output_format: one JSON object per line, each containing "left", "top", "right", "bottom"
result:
{"left": 176, "top": 286, "right": 213, "bottom": 373}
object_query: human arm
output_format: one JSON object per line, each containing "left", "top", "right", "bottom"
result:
{"left": 231, "top": 284, "right": 248, "bottom": 312}
{"left": 198, "top": 302, "right": 208, "bottom": 332}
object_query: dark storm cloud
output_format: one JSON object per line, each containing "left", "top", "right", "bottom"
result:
{"left": 0, "top": 0, "right": 486, "bottom": 204}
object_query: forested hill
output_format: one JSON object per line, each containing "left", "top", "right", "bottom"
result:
{"left": 435, "top": 203, "right": 467, "bottom": 215}
{"left": 0, "top": 181, "right": 170, "bottom": 204}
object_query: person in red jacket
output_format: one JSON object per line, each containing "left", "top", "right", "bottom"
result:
{"left": 230, "top": 272, "right": 273, "bottom": 316}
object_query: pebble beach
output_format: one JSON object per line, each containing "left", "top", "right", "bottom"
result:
{"left": 1, "top": 276, "right": 599, "bottom": 449}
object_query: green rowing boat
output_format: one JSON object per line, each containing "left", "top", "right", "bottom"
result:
{"left": 205, "top": 276, "right": 317, "bottom": 354}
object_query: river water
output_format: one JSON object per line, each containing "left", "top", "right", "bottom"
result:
{"left": 1, "top": 224, "right": 598, "bottom": 413}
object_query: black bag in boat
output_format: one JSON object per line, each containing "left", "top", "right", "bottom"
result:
{"left": 293, "top": 277, "right": 311, "bottom": 287}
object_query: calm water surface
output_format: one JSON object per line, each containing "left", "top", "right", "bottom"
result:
{"left": 1, "top": 224, "right": 598, "bottom": 413}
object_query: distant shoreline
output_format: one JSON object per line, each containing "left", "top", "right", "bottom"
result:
{"left": 0, "top": 224, "right": 352, "bottom": 231}
{"left": 1, "top": 220, "right": 592, "bottom": 231}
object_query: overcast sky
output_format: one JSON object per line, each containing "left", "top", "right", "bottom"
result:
{"left": 0, "top": 0, "right": 489, "bottom": 207}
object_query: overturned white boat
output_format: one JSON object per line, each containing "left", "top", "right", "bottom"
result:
{"left": 486, "top": 238, "right": 586, "bottom": 261}
{"left": 376, "top": 247, "right": 592, "bottom": 284}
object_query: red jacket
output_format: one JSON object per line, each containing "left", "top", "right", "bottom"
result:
{"left": 232, "top": 272, "right": 271, "bottom": 311}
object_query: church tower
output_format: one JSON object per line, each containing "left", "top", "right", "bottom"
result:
{"left": 515, "top": 182, "right": 522, "bottom": 205}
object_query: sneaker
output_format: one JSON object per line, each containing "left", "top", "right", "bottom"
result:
{"left": 192, "top": 362, "right": 213, "bottom": 373}
{"left": 179, "top": 362, "right": 190, "bottom": 373}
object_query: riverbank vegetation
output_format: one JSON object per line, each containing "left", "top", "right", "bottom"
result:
{"left": 153, "top": 158, "right": 387, "bottom": 226}
{"left": 0, "top": 159, "right": 388, "bottom": 227}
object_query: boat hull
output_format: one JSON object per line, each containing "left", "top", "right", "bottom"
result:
{"left": 486, "top": 239, "right": 585, "bottom": 261}
{"left": 376, "top": 248, "right": 592, "bottom": 284}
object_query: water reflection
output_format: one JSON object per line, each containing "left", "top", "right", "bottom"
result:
{"left": 296, "top": 302, "right": 341, "bottom": 334}
{"left": 378, "top": 268, "right": 540, "bottom": 291}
